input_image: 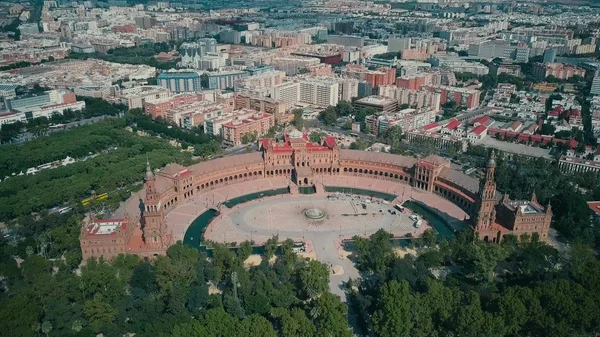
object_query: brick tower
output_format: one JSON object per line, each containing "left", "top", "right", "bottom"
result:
{"left": 143, "top": 159, "right": 167, "bottom": 249}
{"left": 475, "top": 151, "right": 497, "bottom": 232}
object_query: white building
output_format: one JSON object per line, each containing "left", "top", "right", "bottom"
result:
{"left": 118, "top": 86, "right": 171, "bottom": 109}
{"left": 272, "top": 82, "right": 300, "bottom": 106}
{"left": 299, "top": 79, "right": 339, "bottom": 107}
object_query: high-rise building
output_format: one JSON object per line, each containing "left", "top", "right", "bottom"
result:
{"left": 358, "top": 81, "right": 373, "bottom": 98}
{"left": 339, "top": 78, "right": 359, "bottom": 102}
{"left": 219, "top": 30, "right": 242, "bottom": 44}
{"left": 272, "top": 82, "right": 300, "bottom": 106}
{"left": 299, "top": 79, "right": 339, "bottom": 107}
{"left": 207, "top": 71, "right": 247, "bottom": 90}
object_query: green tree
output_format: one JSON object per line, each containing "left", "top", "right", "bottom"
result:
{"left": 319, "top": 106, "right": 337, "bottom": 126}
{"left": 271, "top": 307, "right": 316, "bottom": 337}
{"left": 309, "top": 132, "right": 325, "bottom": 143}
{"left": 239, "top": 314, "right": 277, "bottom": 337}
{"left": 299, "top": 260, "right": 330, "bottom": 300}
{"left": 372, "top": 280, "right": 414, "bottom": 337}
{"left": 83, "top": 294, "right": 116, "bottom": 332}
{"left": 293, "top": 109, "right": 304, "bottom": 130}
{"left": 309, "top": 292, "right": 352, "bottom": 337}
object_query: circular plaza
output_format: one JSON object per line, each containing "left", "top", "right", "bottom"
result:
{"left": 210, "top": 195, "right": 420, "bottom": 241}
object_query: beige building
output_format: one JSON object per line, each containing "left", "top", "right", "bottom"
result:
{"left": 299, "top": 78, "right": 339, "bottom": 107}
{"left": 272, "top": 82, "right": 300, "bottom": 106}
{"left": 222, "top": 112, "right": 275, "bottom": 145}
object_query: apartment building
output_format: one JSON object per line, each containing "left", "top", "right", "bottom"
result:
{"left": 424, "top": 86, "right": 481, "bottom": 110}
{"left": 157, "top": 72, "right": 202, "bottom": 93}
{"left": 221, "top": 112, "right": 275, "bottom": 146}
{"left": 378, "top": 86, "right": 441, "bottom": 112}
{"left": 532, "top": 63, "right": 586, "bottom": 80}
{"left": 365, "top": 108, "right": 436, "bottom": 135}
{"left": 298, "top": 79, "right": 339, "bottom": 107}
{"left": 168, "top": 101, "right": 233, "bottom": 129}
{"left": 235, "top": 94, "right": 286, "bottom": 121}
{"left": 272, "top": 82, "right": 300, "bottom": 106}
{"left": 207, "top": 71, "right": 247, "bottom": 90}
{"left": 143, "top": 94, "right": 200, "bottom": 119}
{"left": 339, "top": 78, "right": 359, "bottom": 102}
{"left": 342, "top": 65, "right": 397, "bottom": 87}
{"left": 234, "top": 71, "right": 286, "bottom": 93}
{"left": 204, "top": 108, "right": 274, "bottom": 139}
{"left": 119, "top": 86, "right": 171, "bottom": 109}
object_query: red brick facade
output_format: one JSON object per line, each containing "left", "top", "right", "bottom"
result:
{"left": 474, "top": 152, "right": 552, "bottom": 243}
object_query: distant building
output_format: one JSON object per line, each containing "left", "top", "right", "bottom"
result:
{"left": 143, "top": 94, "right": 200, "bottom": 119}
{"left": 333, "top": 22, "right": 354, "bottom": 35}
{"left": 532, "top": 62, "right": 586, "bottom": 80}
{"left": 119, "top": 85, "right": 171, "bottom": 109}
{"left": 134, "top": 16, "right": 157, "bottom": 30}
{"left": 299, "top": 79, "right": 339, "bottom": 107}
{"left": 272, "top": 82, "right": 300, "bottom": 106}
{"left": 543, "top": 49, "right": 557, "bottom": 63}
{"left": 157, "top": 72, "right": 202, "bottom": 93}
{"left": 365, "top": 108, "right": 436, "bottom": 135}
{"left": 358, "top": 81, "right": 374, "bottom": 98}
{"left": 219, "top": 30, "right": 242, "bottom": 44}
{"left": 235, "top": 94, "right": 286, "bottom": 121}
{"left": 327, "top": 35, "right": 364, "bottom": 48}
{"left": 221, "top": 112, "right": 275, "bottom": 146}
{"left": 591, "top": 71, "right": 600, "bottom": 96}
{"left": 388, "top": 37, "right": 411, "bottom": 53}
{"left": 424, "top": 86, "right": 481, "bottom": 110}
{"left": 71, "top": 44, "right": 94, "bottom": 54}
{"left": 207, "top": 71, "right": 247, "bottom": 90}
{"left": 19, "top": 23, "right": 39, "bottom": 35}
{"left": 354, "top": 96, "right": 397, "bottom": 114}
{"left": 468, "top": 41, "right": 530, "bottom": 62}
{"left": 489, "top": 63, "right": 521, "bottom": 77}
{"left": 343, "top": 65, "right": 396, "bottom": 88}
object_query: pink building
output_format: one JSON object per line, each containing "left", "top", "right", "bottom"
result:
{"left": 343, "top": 65, "right": 396, "bottom": 87}
{"left": 143, "top": 94, "right": 200, "bottom": 119}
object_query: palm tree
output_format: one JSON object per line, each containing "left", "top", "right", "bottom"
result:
{"left": 41, "top": 321, "right": 52, "bottom": 337}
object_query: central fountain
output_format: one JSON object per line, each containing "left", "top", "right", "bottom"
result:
{"left": 304, "top": 207, "right": 326, "bottom": 220}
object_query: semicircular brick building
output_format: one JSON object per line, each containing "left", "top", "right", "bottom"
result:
{"left": 81, "top": 133, "right": 551, "bottom": 260}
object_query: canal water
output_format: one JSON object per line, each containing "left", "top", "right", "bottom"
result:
{"left": 402, "top": 200, "right": 457, "bottom": 240}
{"left": 222, "top": 187, "right": 289, "bottom": 208}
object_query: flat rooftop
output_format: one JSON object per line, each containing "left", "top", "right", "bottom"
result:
{"left": 355, "top": 96, "right": 397, "bottom": 106}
